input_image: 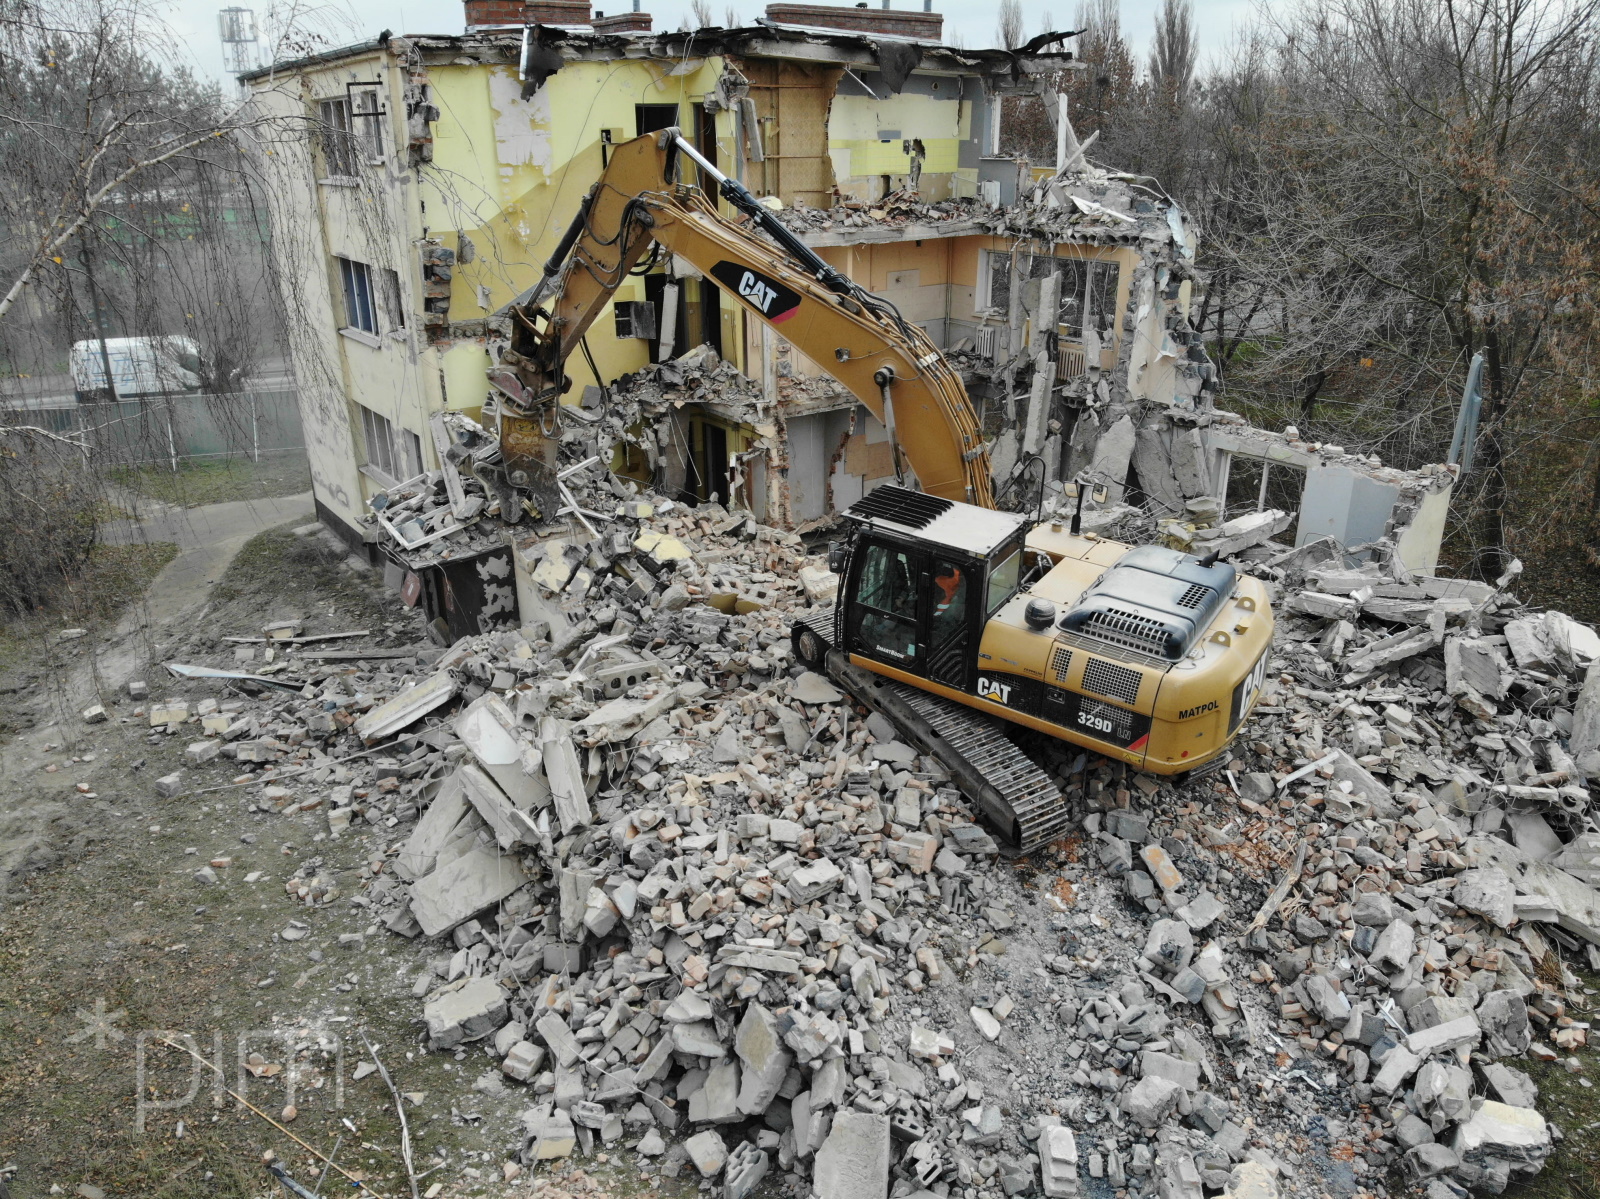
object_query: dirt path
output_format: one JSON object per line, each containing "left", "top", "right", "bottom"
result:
{"left": 71, "top": 490, "right": 316, "bottom": 712}
{"left": 0, "top": 491, "right": 315, "bottom": 914}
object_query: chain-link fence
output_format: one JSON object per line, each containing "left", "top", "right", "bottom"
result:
{"left": 9, "top": 389, "right": 304, "bottom": 468}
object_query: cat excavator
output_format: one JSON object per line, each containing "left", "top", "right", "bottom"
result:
{"left": 488, "top": 128, "right": 1274, "bottom": 851}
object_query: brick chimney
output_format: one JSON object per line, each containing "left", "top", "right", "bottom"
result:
{"left": 764, "top": 2, "right": 941, "bottom": 39}
{"left": 463, "top": 0, "right": 592, "bottom": 27}
{"left": 592, "top": 8, "right": 652, "bottom": 30}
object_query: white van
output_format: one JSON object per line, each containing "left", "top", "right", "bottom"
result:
{"left": 70, "top": 336, "right": 207, "bottom": 402}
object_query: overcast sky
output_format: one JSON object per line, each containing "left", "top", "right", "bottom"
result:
{"left": 164, "top": 0, "right": 1264, "bottom": 89}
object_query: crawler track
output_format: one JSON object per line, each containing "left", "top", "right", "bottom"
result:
{"left": 826, "top": 654, "right": 1073, "bottom": 853}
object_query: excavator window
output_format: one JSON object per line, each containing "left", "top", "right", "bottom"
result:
{"left": 986, "top": 545, "right": 1021, "bottom": 615}
{"left": 852, "top": 542, "right": 920, "bottom": 666}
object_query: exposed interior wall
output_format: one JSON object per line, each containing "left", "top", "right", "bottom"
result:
{"left": 733, "top": 57, "right": 840, "bottom": 208}
{"left": 1205, "top": 425, "right": 1455, "bottom": 570}
{"left": 1396, "top": 483, "right": 1453, "bottom": 574}
{"left": 424, "top": 55, "right": 731, "bottom": 398}
{"left": 828, "top": 70, "right": 977, "bottom": 202}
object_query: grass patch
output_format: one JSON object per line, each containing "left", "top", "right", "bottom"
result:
{"left": 111, "top": 453, "right": 310, "bottom": 508}
{"left": 1504, "top": 980, "right": 1600, "bottom": 1199}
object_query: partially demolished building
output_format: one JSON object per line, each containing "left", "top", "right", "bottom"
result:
{"left": 244, "top": 0, "right": 1453, "bottom": 637}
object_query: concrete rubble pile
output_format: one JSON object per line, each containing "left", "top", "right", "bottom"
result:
{"left": 135, "top": 487, "right": 1600, "bottom": 1199}
{"left": 775, "top": 192, "right": 984, "bottom": 235}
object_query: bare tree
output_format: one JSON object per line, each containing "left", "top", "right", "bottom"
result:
{"left": 1194, "top": 0, "right": 1600, "bottom": 580}
{"left": 996, "top": 0, "right": 1024, "bottom": 49}
{"left": 1149, "top": 0, "right": 1198, "bottom": 99}
{"left": 724, "top": 5, "right": 739, "bottom": 26}
{"left": 689, "top": 0, "right": 716, "bottom": 28}
{"left": 0, "top": 0, "right": 289, "bottom": 331}
{"left": 1066, "top": 0, "right": 1136, "bottom": 138}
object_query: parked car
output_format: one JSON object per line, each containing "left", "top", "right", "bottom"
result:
{"left": 69, "top": 336, "right": 209, "bottom": 402}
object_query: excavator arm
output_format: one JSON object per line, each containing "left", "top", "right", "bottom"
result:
{"left": 488, "top": 127, "right": 993, "bottom": 520}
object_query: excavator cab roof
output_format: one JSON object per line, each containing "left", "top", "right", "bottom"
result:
{"left": 841, "top": 486, "right": 1028, "bottom": 558}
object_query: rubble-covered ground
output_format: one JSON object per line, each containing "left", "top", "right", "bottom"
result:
{"left": 5, "top": 460, "right": 1600, "bottom": 1199}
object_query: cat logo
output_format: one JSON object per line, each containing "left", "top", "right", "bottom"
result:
{"left": 710, "top": 261, "right": 801, "bottom": 323}
{"left": 976, "top": 676, "right": 1012, "bottom": 704}
{"left": 738, "top": 271, "right": 777, "bottom": 313}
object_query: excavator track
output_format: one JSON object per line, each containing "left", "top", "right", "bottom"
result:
{"left": 822, "top": 651, "right": 1075, "bottom": 853}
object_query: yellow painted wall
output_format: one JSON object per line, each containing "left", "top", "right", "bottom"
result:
{"left": 424, "top": 57, "right": 733, "bottom": 396}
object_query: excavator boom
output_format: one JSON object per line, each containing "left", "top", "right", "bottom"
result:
{"left": 491, "top": 128, "right": 992, "bottom": 518}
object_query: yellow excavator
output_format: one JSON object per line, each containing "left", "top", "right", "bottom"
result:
{"left": 489, "top": 129, "right": 1274, "bottom": 850}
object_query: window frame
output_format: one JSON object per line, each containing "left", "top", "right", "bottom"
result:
{"left": 985, "top": 541, "right": 1022, "bottom": 616}
{"left": 318, "top": 96, "right": 358, "bottom": 179}
{"left": 980, "top": 250, "right": 1121, "bottom": 342}
{"left": 337, "top": 256, "right": 379, "bottom": 336}
{"left": 359, "top": 405, "right": 423, "bottom": 486}
{"left": 351, "top": 85, "right": 386, "bottom": 161}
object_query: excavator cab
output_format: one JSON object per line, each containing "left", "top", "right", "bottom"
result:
{"left": 830, "top": 489, "right": 1032, "bottom": 696}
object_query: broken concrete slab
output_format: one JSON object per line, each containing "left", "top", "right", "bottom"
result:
{"left": 458, "top": 763, "right": 540, "bottom": 850}
{"left": 423, "top": 977, "right": 508, "bottom": 1048}
{"left": 813, "top": 1110, "right": 889, "bottom": 1199}
{"left": 540, "top": 716, "right": 592, "bottom": 833}
{"left": 1466, "top": 834, "right": 1600, "bottom": 945}
{"left": 734, "top": 1002, "right": 792, "bottom": 1116}
{"left": 354, "top": 668, "right": 458, "bottom": 742}
{"left": 455, "top": 692, "right": 550, "bottom": 810}
{"left": 408, "top": 842, "right": 526, "bottom": 937}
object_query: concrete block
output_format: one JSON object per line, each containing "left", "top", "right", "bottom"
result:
{"left": 788, "top": 858, "right": 843, "bottom": 903}
{"left": 1123, "top": 1076, "right": 1182, "bottom": 1125}
{"left": 502, "top": 1040, "right": 546, "bottom": 1081}
{"left": 1040, "top": 1125, "right": 1079, "bottom": 1197}
{"left": 684, "top": 1129, "right": 729, "bottom": 1177}
{"left": 724, "top": 1140, "right": 769, "bottom": 1199}
{"left": 536, "top": 1012, "right": 582, "bottom": 1068}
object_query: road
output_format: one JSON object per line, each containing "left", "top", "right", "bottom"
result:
{"left": 0, "top": 359, "right": 294, "bottom": 406}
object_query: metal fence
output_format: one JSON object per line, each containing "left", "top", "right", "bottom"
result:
{"left": 5, "top": 389, "right": 305, "bottom": 469}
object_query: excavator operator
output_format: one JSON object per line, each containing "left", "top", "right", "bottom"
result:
{"left": 932, "top": 563, "right": 966, "bottom": 627}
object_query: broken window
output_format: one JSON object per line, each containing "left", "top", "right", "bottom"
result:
{"left": 360, "top": 405, "right": 422, "bottom": 483}
{"left": 1222, "top": 454, "right": 1304, "bottom": 543}
{"left": 337, "top": 256, "right": 378, "bottom": 335}
{"left": 614, "top": 301, "right": 657, "bottom": 340}
{"left": 380, "top": 267, "right": 406, "bottom": 330}
{"left": 983, "top": 251, "right": 1120, "bottom": 340}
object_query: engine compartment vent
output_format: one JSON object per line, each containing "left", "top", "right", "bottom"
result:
{"left": 1081, "top": 657, "right": 1143, "bottom": 706}
{"left": 1059, "top": 545, "right": 1237, "bottom": 661}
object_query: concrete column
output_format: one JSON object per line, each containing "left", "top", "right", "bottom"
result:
{"left": 1023, "top": 353, "right": 1056, "bottom": 457}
